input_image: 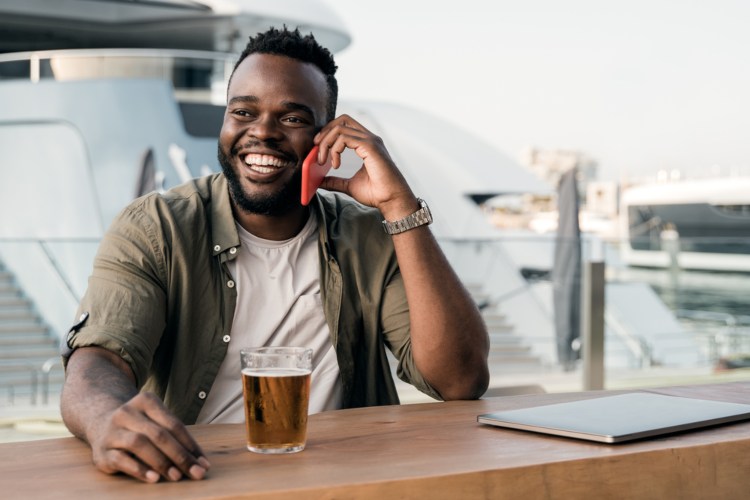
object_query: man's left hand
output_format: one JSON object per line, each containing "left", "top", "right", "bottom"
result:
{"left": 314, "top": 114, "right": 419, "bottom": 221}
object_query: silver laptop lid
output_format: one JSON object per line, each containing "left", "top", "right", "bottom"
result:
{"left": 477, "top": 393, "right": 750, "bottom": 443}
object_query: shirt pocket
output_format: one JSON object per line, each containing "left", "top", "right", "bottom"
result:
{"left": 293, "top": 293, "right": 324, "bottom": 325}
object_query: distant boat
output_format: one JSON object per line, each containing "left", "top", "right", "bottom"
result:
{"left": 620, "top": 177, "right": 750, "bottom": 272}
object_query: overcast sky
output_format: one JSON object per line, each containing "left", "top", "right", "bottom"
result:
{"left": 322, "top": 0, "right": 750, "bottom": 182}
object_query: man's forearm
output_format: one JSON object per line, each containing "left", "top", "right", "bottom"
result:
{"left": 391, "top": 225, "right": 490, "bottom": 400}
{"left": 61, "top": 347, "right": 138, "bottom": 443}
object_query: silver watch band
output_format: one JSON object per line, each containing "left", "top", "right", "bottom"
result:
{"left": 382, "top": 198, "right": 433, "bottom": 235}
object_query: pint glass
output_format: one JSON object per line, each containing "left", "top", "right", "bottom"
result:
{"left": 240, "top": 347, "right": 313, "bottom": 454}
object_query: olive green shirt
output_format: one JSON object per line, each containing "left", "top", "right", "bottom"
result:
{"left": 64, "top": 173, "right": 439, "bottom": 423}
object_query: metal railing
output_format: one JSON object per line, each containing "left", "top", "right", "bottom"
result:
{"left": 0, "top": 237, "right": 100, "bottom": 340}
{"left": 1, "top": 232, "right": 749, "bottom": 407}
{"left": 676, "top": 309, "right": 750, "bottom": 363}
{"left": 0, "top": 360, "right": 38, "bottom": 405}
{"left": 0, "top": 48, "right": 235, "bottom": 104}
{"left": 40, "top": 357, "right": 63, "bottom": 406}
{"left": 605, "top": 310, "right": 654, "bottom": 369}
{"left": 0, "top": 358, "right": 63, "bottom": 406}
{"left": 438, "top": 233, "right": 750, "bottom": 373}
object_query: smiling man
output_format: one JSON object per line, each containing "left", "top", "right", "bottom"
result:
{"left": 60, "top": 27, "right": 489, "bottom": 484}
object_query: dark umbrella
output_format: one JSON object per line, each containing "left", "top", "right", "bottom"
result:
{"left": 552, "top": 167, "right": 582, "bottom": 370}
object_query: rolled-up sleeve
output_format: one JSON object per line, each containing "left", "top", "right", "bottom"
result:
{"left": 380, "top": 271, "right": 442, "bottom": 401}
{"left": 63, "top": 202, "right": 167, "bottom": 388}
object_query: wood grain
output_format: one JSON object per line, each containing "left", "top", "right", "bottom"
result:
{"left": 1, "top": 382, "right": 749, "bottom": 499}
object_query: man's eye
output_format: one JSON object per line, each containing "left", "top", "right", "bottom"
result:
{"left": 283, "top": 116, "right": 308, "bottom": 125}
{"left": 232, "top": 110, "right": 252, "bottom": 118}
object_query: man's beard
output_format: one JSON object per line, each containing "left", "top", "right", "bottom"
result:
{"left": 218, "top": 144, "right": 302, "bottom": 216}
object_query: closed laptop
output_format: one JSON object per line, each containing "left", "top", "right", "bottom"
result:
{"left": 477, "top": 392, "right": 750, "bottom": 443}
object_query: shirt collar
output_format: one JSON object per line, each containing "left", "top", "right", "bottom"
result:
{"left": 209, "top": 173, "right": 333, "bottom": 261}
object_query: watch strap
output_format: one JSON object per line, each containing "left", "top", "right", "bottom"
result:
{"left": 382, "top": 198, "right": 433, "bottom": 235}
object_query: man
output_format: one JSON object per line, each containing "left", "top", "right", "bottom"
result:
{"left": 61, "top": 27, "right": 489, "bottom": 483}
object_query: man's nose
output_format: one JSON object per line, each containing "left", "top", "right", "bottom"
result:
{"left": 247, "top": 115, "right": 283, "bottom": 141}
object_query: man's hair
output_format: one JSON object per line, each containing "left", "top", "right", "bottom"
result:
{"left": 231, "top": 26, "right": 338, "bottom": 122}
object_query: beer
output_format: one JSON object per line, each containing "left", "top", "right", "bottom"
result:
{"left": 242, "top": 367, "right": 311, "bottom": 453}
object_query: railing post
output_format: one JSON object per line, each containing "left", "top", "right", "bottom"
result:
{"left": 582, "top": 261, "right": 605, "bottom": 390}
{"left": 30, "top": 368, "right": 38, "bottom": 405}
{"left": 30, "top": 53, "right": 40, "bottom": 82}
{"left": 41, "top": 357, "right": 61, "bottom": 405}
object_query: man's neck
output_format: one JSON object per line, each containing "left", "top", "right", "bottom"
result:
{"left": 232, "top": 205, "right": 310, "bottom": 241}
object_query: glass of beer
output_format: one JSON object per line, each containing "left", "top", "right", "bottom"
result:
{"left": 240, "top": 347, "right": 313, "bottom": 454}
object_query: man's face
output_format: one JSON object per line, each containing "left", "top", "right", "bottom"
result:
{"left": 219, "top": 53, "right": 329, "bottom": 215}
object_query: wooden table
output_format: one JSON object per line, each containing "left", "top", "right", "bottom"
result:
{"left": 2, "top": 382, "right": 750, "bottom": 499}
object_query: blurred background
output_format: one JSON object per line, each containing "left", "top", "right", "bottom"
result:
{"left": 325, "top": 0, "right": 750, "bottom": 182}
{"left": 0, "top": 0, "right": 748, "bottom": 442}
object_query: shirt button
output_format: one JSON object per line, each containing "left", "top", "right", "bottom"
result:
{"left": 227, "top": 280, "right": 235, "bottom": 288}
{"left": 214, "top": 244, "right": 221, "bottom": 252}
{"left": 198, "top": 391, "right": 207, "bottom": 400}
{"left": 223, "top": 335, "right": 230, "bottom": 343}
{"left": 229, "top": 247, "right": 237, "bottom": 255}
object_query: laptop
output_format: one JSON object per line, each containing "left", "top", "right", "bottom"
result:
{"left": 477, "top": 392, "right": 750, "bottom": 443}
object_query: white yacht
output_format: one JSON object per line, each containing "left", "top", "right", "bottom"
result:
{"left": 620, "top": 177, "right": 750, "bottom": 272}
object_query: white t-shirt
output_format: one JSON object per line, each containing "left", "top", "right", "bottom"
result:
{"left": 196, "top": 212, "right": 342, "bottom": 424}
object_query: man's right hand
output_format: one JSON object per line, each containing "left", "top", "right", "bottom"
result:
{"left": 61, "top": 347, "right": 210, "bottom": 483}
{"left": 89, "top": 392, "right": 210, "bottom": 483}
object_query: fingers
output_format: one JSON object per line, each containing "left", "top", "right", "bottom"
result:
{"left": 318, "top": 175, "right": 352, "bottom": 196}
{"left": 314, "top": 114, "right": 415, "bottom": 211}
{"left": 314, "top": 114, "right": 379, "bottom": 167}
{"left": 139, "top": 394, "right": 208, "bottom": 472}
{"left": 95, "top": 449, "right": 161, "bottom": 484}
{"left": 315, "top": 113, "right": 368, "bottom": 144}
{"left": 92, "top": 393, "right": 210, "bottom": 483}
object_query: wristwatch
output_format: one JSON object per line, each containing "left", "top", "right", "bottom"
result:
{"left": 382, "top": 198, "right": 433, "bottom": 235}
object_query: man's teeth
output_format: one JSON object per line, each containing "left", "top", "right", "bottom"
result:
{"left": 250, "top": 165, "right": 276, "bottom": 174}
{"left": 244, "top": 154, "right": 293, "bottom": 172}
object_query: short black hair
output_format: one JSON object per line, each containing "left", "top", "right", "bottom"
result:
{"left": 231, "top": 26, "right": 338, "bottom": 122}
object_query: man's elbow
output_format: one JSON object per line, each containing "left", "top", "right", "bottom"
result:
{"left": 440, "top": 362, "right": 490, "bottom": 401}
{"left": 446, "top": 332, "right": 491, "bottom": 400}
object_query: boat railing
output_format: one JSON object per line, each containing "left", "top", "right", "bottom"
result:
{"left": 0, "top": 237, "right": 99, "bottom": 342}
{"left": 0, "top": 360, "right": 38, "bottom": 405}
{"left": 0, "top": 357, "right": 63, "bottom": 407}
{"left": 39, "top": 357, "right": 63, "bottom": 406}
{"left": 1, "top": 232, "right": 747, "bottom": 405}
{"left": 604, "top": 310, "right": 654, "bottom": 368}
{"left": 0, "top": 48, "right": 236, "bottom": 103}
{"left": 675, "top": 309, "right": 750, "bottom": 361}
{"left": 438, "top": 233, "right": 747, "bottom": 369}
{"left": 1, "top": 236, "right": 97, "bottom": 406}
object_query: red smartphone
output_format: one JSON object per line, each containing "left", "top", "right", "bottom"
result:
{"left": 301, "top": 145, "right": 333, "bottom": 205}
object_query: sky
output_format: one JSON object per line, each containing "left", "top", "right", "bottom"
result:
{"left": 321, "top": 0, "right": 750, "bottom": 182}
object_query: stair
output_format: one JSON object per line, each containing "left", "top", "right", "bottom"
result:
{"left": 463, "top": 282, "right": 545, "bottom": 372}
{"left": 483, "top": 311, "right": 544, "bottom": 370}
{"left": 0, "top": 265, "right": 63, "bottom": 404}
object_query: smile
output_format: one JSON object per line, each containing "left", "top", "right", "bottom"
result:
{"left": 243, "top": 153, "right": 295, "bottom": 174}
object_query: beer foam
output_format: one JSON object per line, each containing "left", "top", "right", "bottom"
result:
{"left": 242, "top": 368, "right": 311, "bottom": 377}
